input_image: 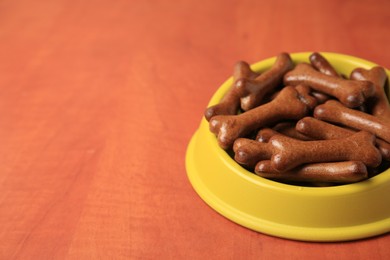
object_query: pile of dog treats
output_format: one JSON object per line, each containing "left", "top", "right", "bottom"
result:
{"left": 205, "top": 52, "right": 390, "bottom": 186}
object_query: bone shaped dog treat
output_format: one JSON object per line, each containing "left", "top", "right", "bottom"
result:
{"left": 232, "top": 61, "right": 260, "bottom": 80}
{"left": 309, "top": 52, "right": 340, "bottom": 77}
{"left": 209, "top": 85, "right": 316, "bottom": 149}
{"left": 257, "top": 86, "right": 316, "bottom": 142}
{"left": 235, "top": 52, "right": 294, "bottom": 111}
{"left": 256, "top": 126, "right": 312, "bottom": 143}
{"left": 284, "top": 63, "right": 375, "bottom": 108}
{"left": 296, "top": 116, "right": 355, "bottom": 139}
{"left": 272, "top": 121, "right": 313, "bottom": 141}
{"left": 314, "top": 100, "right": 390, "bottom": 143}
{"left": 350, "top": 66, "right": 390, "bottom": 120}
{"left": 204, "top": 61, "right": 259, "bottom": 121}
{"left": 256, "top": 128, "right": 279, "bottom": 143}
{"left": 294, "top": 85, "right": 318, "bottom": 108}
{"left": 296, "top": 117, "right": 390, "bottom": 160}
{"left": 255, "top": 160, "right": 368, "bottom": 183}
{"left": 233, "top": 138, "right": 273, "bottom": 167}
{"left": 309, "top": 52, "right": 339, "bottom": 103}
{"left": 310, "top": 91, "right": 330, "bottom": 104}
{"left": 268, "top": 131, "right": 381, "bottom": 172}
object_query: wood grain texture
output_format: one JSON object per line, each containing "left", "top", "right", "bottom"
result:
{"left": 0, "top": 0, "right": 389, "bottom": 259}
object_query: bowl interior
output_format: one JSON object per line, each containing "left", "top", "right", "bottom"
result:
{"left": 209, "top": 52, "right": 390, "bottom": 190}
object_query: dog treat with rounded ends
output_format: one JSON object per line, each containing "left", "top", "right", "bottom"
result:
{"left": 294, "top": 85, "right": 318, "bottom": 109}
{"left": 350, "top": 66, "right": 390, "bottom": 120}
{"left": 209, "top": 86, "right": 316, "bottom": 149}
{"left": 235, "top": 52, "right": 294, "bottom": 111}
{"left": 256, "top": 125, "right": 312, "bottom": 142}
{"left": 284, "top": 63, "right": 375, "bottom": 108}
{"left": 296, "top": 116, "right": 390, "bottom": 160}
{"left": 233, "top": 138, "right": 273, "bottom": 167}
{"left": 256, "top": 128, "right": 279, "bottom": 143}
{"left": 255, "top": 160, "right": 368, "bottom": 183}
{"left": 314, "top": 100, "right": 390, "bottom": 143}
{"left": 311, "top": 91, "right": 331, "bottom": 104}
{"left": 309, "top": 52, "right": 340, "bottom": 77}
{"left": 233, "top": 61, "right": 260, "bottom": 80}
{"left": 269, "top": 131, "right": 381, "bottom": 172}
{"left": 273, "top": 122, "right": 313, "bottom": 141}
{"left": 204, "top": 61, "right": 259, "bottom": 121}
{"left": 296, "top": 116, "right": 354, "bottom": 139}
{"left": 309, "top": 52, "right": 338, "bottom": 104}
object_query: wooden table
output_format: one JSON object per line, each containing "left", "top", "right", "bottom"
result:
{"left": 1, "top": 0, "right": 389, "bottom": 259}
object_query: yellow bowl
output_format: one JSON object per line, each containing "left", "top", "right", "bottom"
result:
{"left": 185, "top": 52, "right": 390, "bottom": 242}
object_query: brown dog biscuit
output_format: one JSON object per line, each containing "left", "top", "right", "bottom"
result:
{"left": 311, "top": 91, "right": 331, "bottom": 104}
{"left": 233, "top": 138, "right": 273, "bottom": 168}
{"left": 309, "top": 52, "right": 340, "bottom": 104}
{"left": 209, "top": 86, "right": 316, "bottom": 149}
{"left": 256, "top": 124, "right": 312, "bottom": 143}
{"left": 256, "top": 128, "right": 279, "bottom": 143}
{"left": 269, "top": 131, "right": 381, "bottom": 172}
{"left": 255, "top": 160, "right": 368, "bottom": 183}
{"left": 204, "top": 61, "right": 259, "bottom": 121}
{"left": 233, "top": 61, "right": 260, "bottom": 80}
{"left": 309, "top": 52, "right": 340, "bottom": 77}
{"left": 235, "top": 52, "right": 294, "bottom": 111}
{"left": 296, "top": 116, "right": 390, "bottom": 160}
{"left": 272, "top": 122, "right": 313, "bottom": 141}
{"left": 350, "top": 66, "right": 390, "bottom": 120}
{"left": 314, "top": 100, "right": 390, "bottom": 143}
{"left": 284, "top": 63, "right": 375, "bottom": 108}
{"left": 294, "top": 85, "right": 318, "bottom": 109}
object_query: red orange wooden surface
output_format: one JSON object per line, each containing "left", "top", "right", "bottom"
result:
{"left": 0, "top": 0, "right": 389, "bottom": 259}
